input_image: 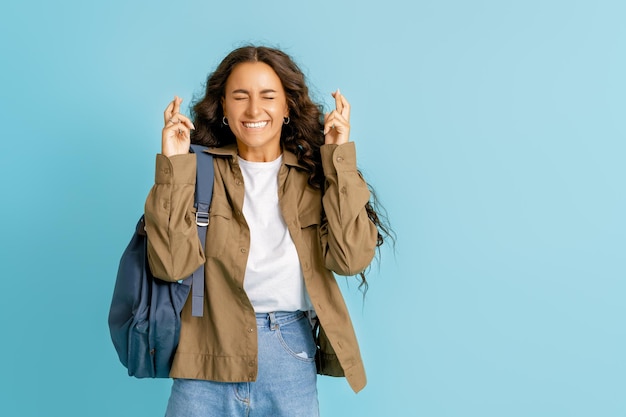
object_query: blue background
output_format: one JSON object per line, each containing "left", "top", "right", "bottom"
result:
{"left": 1, "top": 0, "right": 624, "bottom": 416}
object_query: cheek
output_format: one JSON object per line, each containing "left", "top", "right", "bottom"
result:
{"left": 274, "top": 101, "right": 289, "bottom": 117}
{"left": 223, "top": 100, "right": 243, "bottom": 117}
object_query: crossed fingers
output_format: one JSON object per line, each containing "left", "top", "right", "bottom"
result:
{"left": 161, "top": 96, "right": 196, "bottom": 157}
{"left": 163, "top": 96, "right": 195, "bottom": 137}
{"left": 324, "top": 89, "right": 351, "bottom": 144}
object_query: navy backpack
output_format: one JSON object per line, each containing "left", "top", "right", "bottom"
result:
{"left": 108, "top": 144, "right": 214, "bottom": 378}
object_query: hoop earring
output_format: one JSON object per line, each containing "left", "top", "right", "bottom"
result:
{"left": 222, "top": 116, "right": 229, "bottom": 126}
{"left": 283, "top": 116, "right": 290, "bottom": 125}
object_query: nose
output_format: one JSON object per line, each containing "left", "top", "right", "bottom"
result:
{"left": 245, "top": 97, "right": 261, "bottom": 117}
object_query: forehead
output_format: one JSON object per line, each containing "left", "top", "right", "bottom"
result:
{"left": 225, "top": 62, "right": 284, "bottom": 92}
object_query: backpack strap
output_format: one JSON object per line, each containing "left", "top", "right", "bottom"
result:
{"left": 189, "top": 144, "right": 214, "bottom": 317}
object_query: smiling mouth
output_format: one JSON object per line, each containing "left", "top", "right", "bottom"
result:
{"left": 243, "top": 121, "right": 268, "bottom": 128}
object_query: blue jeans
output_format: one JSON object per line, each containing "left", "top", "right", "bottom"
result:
{"left": 165, "top": 311, "right": 320, "bottom": 417}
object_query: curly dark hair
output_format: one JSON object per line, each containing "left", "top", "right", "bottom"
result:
{"left": 190, "top": 45, "right": 394, "bottom": 291}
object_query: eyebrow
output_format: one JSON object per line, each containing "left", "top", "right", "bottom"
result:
{"left": 231, "top": 89, "right": 278, "bottom": 95}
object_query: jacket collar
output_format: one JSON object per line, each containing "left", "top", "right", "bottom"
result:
{"left": 206, "top": 144, "right": 305, "bottom": 169}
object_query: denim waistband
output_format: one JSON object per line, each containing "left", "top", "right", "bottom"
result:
{"left": 255, "top": 311, "right": 305, "bottom": 328}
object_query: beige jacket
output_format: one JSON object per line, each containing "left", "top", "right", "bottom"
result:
{"left": 144, "top": 142, "right": 378, "bottom": 393}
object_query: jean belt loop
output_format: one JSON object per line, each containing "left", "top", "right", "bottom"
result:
{"left": 268, "top": 312, "right": 278, "bottom": 330}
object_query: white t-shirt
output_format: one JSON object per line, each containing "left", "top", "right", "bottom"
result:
{"left": 238, "top": 155, "right": 313, "bottom": 313}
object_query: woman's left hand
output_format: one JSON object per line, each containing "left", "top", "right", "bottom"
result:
{"left": 324, "top": 89, "right": 351, "bottom": 145}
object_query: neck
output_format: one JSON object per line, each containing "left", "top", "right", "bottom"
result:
{"left": 236, "top": 143, "right": 282, "bottom": 162}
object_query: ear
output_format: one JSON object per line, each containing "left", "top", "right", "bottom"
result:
{"left": 221, "top": 97, "right": 226, "bottom": 117}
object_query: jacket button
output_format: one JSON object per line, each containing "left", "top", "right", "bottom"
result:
{"left": 248, "top": 328, "right": 254, "bottom": 333}
{"left": 240, "top": 248, "right": 247, "bottom": 253}
{"left": 336, "top": 156, "right": 344, "bottom": 163}
{"left": 235, "top": 179, "right": 242, "bottom": 185}
{"left": 248, "top": 361, "right": 255, "bottom": 367}
{"left": 162, "top": 168, "right": 171, "bottom": 174}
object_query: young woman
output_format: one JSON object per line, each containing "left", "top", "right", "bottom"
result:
{"left": 144, "top": 45, "right": 391, "bottom": 417}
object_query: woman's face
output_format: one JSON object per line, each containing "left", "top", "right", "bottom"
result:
{"left": 222, "top": 61, "right": 289, "bottom": 161}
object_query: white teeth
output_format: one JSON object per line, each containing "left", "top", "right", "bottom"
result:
{"left": 243, "top": 121, "right": 268, "bottom": 128}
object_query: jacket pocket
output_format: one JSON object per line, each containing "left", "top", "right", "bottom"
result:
{"left": 297, "top": 204, "right": 322, "bottom": 265}
{"left": 299, "top": 205, "right": 320, "bottom": 229}
{"left": 205, "top": 200, "right": 232, "bottom": 258}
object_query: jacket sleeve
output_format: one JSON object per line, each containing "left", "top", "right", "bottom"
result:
{"left": 320, "top": 142, "right": 378, "bottom": 276}
{"left": 144, "top": 153, "right": 205, "bottom": 282}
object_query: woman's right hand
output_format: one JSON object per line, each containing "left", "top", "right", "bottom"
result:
{"left": 162, "top": 96, "right": 195, "bottom": 157}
